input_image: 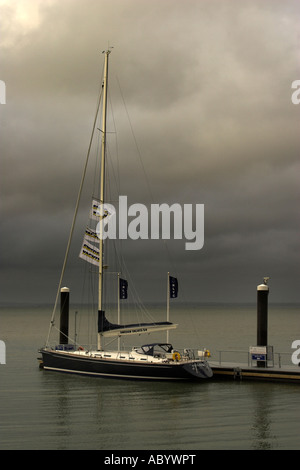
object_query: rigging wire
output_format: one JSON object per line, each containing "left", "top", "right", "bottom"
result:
{"left": 115, "top": 75, "right": 179, "bottom": 282}
{"left": 94, "top": 79, "right": 174, "bottom": 326}
{"left": 46, "top": 58, "right": 186, "bottom": 349}
{"left": 102, "top": 88, "right": 161, "bottom": 326}
{"left": 45, "top": 65, "right": 104, "bottom": 346}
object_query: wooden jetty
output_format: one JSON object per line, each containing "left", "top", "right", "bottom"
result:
{"left": 209, "top": 362, "right": 300, "bottom": 383}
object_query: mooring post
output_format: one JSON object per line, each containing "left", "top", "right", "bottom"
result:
{"left": 257, "top": 278, "right": 269, "bottom": 367}
{"left": 60, "top": 287, "right": 70, "bottom": 345}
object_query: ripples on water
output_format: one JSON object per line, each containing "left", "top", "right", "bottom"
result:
{"left": 0, "top": 305, "right": 299, "bottom": 450}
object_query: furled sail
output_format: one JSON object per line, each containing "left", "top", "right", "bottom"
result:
{"left": 98, "top": 310, "right": 177, "bottom": 337}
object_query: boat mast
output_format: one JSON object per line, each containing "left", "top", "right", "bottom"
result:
{"left": 98, "top": 49, "right": 110, "bottom": 350}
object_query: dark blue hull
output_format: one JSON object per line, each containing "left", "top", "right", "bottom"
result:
{"left": 40, "top": 349, "right": 213, "bottom": 381}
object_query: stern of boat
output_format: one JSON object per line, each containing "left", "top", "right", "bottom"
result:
{"left": 183, "top": 360, "right": 213, "bottom": 379}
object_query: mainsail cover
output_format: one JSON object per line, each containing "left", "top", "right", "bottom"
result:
{"left": 98, "top": 310, "right": 177, "bottom": 337}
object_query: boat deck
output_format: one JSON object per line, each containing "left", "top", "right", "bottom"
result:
{"left": 42, "top": 347, "right": 207, "bottom": 365}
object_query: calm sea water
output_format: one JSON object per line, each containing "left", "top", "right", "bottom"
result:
{"left": 0, "top": 304, "right": 299, "bottom": 450}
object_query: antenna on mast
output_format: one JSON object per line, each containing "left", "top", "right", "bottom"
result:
{"left": 102, "top": 45, "right": 114, "bottom": 53}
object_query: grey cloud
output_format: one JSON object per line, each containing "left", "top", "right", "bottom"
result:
{"left": 1, "top": 0, "right": 299, "bottom": 305}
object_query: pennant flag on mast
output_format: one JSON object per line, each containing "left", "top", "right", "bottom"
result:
{"left": 84, "top": 227, "right": 99, "bottom": 243}
{"left": 119, "top": 278, "right": 128, "bottom": 299}
{"left": 169, "top": 276, "right": 178, "bottom": 298}
{"left": 90, "top": 199, "right": 101, "bottom": 220}
{"left": 79, "top": 238, "right": 100, "bottom": 266}
{"left": 90, "top": 199, "right": 110, "bottom": 221}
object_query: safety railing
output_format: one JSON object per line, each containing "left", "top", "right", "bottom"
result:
{"left": 216, "top": 349, "right": 293, "bottom": 368}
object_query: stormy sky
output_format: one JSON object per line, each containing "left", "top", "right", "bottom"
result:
{"left": 0, "top": 0, "right": 299, "bottom": 306}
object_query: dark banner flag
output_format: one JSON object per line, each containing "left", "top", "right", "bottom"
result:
{"left": 169, "top": 276, "right": 178, "bottom": 298}
{"left": 119, "top": 278, "right": 128, "bottom": 299}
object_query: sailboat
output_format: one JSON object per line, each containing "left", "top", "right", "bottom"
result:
{"left": 39, "top": 50, "right": 213, "bottom": 381}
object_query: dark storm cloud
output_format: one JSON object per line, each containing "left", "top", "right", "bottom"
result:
{"left": 0, "top": 0, "right": 299, "bottom": 304}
